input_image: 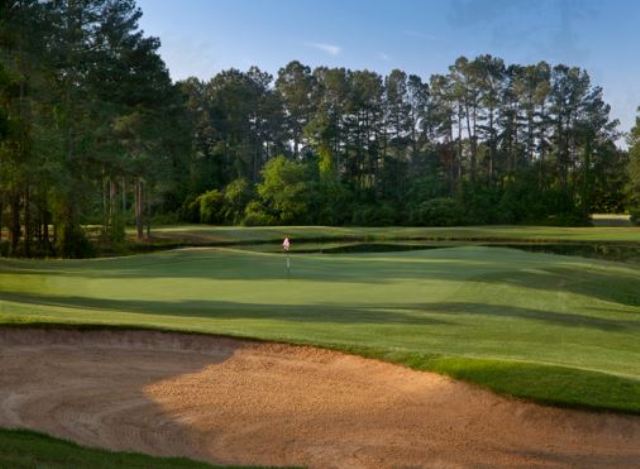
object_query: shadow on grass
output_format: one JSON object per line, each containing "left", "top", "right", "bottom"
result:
{"left": 2, "top": 290, "right": 638, "bottom": 332}
{"left": 413, "top": 302, "right": 640, "bottom": 332}
{"left": 0, "top": 292, "right": 451, "bottom": 326}
{"left": 480, "top": 265, "right": 640, "bottom": 308}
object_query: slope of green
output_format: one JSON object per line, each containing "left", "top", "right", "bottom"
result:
{"left": 1, "top": 244, "right": 639, "bottom": 412}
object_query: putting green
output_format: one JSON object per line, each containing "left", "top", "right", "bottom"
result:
{"left": 1, "top": 245, "right": 639, "bottom": 412}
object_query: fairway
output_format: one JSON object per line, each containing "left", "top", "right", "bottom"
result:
{"left": 146, "top": 224, "right": 640, "bottom": 244}
{"left": 1, "top": 244, "right": 639, "bottom": 412}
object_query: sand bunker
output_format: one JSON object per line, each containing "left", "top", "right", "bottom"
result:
{"left": 0, "top": 328, "right": 638, "bottom": 468}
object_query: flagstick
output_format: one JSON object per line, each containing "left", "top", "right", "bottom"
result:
{"left": 286, "top": 252, "right": 290, "bottom": 277}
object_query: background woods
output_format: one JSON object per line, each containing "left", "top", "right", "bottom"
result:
{"left": 0, "top": 0, "right": 638, "bottom": 257}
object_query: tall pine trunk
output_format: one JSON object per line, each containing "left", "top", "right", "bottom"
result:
{"left": 42, "top": 207, "right": 50, "bottom": 253}
{"left": 0, "top": 195, "right": 3, "bottom": 243}
{"left": 465, "top": 103, "right": 476, "bottom": 182}
{"left": 581, "top": 135, "right": 593, "bottom": 214}
{"left": 109, "top": 178, "right": 117, "bottom": 227}
{"left": 24, "top": 186, "right": 31, "bottom": 257}
{"left": 488, "top": 108, "right": 495, "bottom": 181}
{"left": 135, "top": 178, "right": 144, "bottom": 240}
{"left": 457, "top": 105, "right": 463, "bottom": 185}
{"left": 9, "top": 192, "right": 21, "bottom": 256}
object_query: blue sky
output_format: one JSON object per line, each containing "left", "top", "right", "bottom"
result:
{"left": 136, "top": 0, "right": 640, "bottom": 134}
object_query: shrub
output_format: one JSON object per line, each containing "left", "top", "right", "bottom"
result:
{"left": 257, "top": 156, "right": 314, "bottom": 224}
{"left": 313, "top": 179, "right": 352, "bottom": 225}
{"left": 242, "top": 201, "right": 276, "bottom": 226}
{"left": 222, "top": 178, "right": 252, "bottom": 224}
{"left": 178, "top": 196, "right": 200, "bottom": 223}
{"left": 104, "top": 213, "right": 126, "bottom": 244}
{"left": 463, "top": 190, "right": 498, "bottom": 224}
{"left": 351, "top": 203, "right": 397, "bottom": 226}
{"left": 629, "top": 207, "right": 640, "bottom": 226}
{"left": 55, "top": 224, "right": 95, "bottom": 259}
{"left": 542, "top": 210, "right": 592, "bottom": 226}
{"left": 150, "top": 212, "right": 180, "bottom": 226}
{"left": 196, "top": 189, "right": 224, "bottom": 224}
{"left": 410, "top": 198, "right": 464, "bottom": 226}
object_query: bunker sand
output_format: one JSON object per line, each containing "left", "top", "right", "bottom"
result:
{"left": 0, "top": 329, "right": 638, "bottom": 468}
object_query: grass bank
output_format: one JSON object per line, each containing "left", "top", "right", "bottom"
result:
{"left": 0, "top": 428, "right": 264, "bottom": 468}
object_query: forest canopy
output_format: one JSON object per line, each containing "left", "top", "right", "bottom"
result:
{"left": 0, "top": 0, "right": 638, "bottom": 258}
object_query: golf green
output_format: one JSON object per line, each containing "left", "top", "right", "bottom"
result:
{"left": 1, "top": 244, "right": 639, "bottom": 412}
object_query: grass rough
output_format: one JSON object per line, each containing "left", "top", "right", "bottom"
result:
{"left": 0, "top": 428, "right": 270, "bottom": 468}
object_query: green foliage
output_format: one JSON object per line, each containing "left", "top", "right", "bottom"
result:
{"left": 0, "top": 0, "right": 631, "bottom": 256}
{"left": 222, "top": 178, "right": 252, "bottom": 224}
{"left": 104, "top": 213, "right": 126, "bottom": 245}
{"left": 196, "top": 189, "right": 224, "bottom": 224}
{"left": 0, "top": 0, "right": 189, "bottom": 257}
{"left": 256, "top": 156, "right": 314, "bottom": 224}
{"left": 461, "top": 184, "right": 499, "bottom": 225}
{"left": 178, "top": 197, "right": 199, "bottom": 223}
{"left": 172, "top": 55, "right": 623, "bottom": 232}
{"left": 316, "top": 145, "right": 334, "bottom": 177}
{"left": 409, "top": 198, "right": 464, "bottom": 226}
{"left": 150, "top": 211, "right": 181, "bottom": 226}
{"left": 242, "top": 200, "right": 276, "bottom": 226}
{"left": 630, "top": 208, "right": 640, "bottom": 226}
{"left": 626, "top": 111, "right": 640, "bottom": 217}
{"left": 351, "top": 203, "right": 397, "bottom": 226}
{"left": 544, "top": 211, "right": 592, "bottom": 227}
{"left": 313, "top": 178, "right": 352, "bottom": 225}
{"left": 55, "top": 219, "right": 95, "bottom": 259}
{"left": 187, "top": 179, "right": 253, "bottom": 225}
{"left": 498, "top": 179, "right": 543, "bottom": 224}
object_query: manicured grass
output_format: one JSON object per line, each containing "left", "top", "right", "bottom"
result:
{"left": 142, "top": 224, "right": 640, "bottom": 245}
{"left": 1, "top": 242, "right": 639, "bottom": 413}
{"left": 0, "top": 428, "right": 254, "bottom": 468}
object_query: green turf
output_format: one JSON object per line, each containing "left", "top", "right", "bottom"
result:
{"left": 1, "top": 242, "right": 639, "bottom": 413}
{"left": 0, "top": 428, "right": 260, "bottom": 468}
{"left": 143, "top": 224, "right": 640, "bottom": 244}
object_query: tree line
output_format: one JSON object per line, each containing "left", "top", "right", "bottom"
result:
{"left": 0, "top": 0, "right": 189, "bottom": 257}
{"left": 1, "top": 0, "right": 638, "bottom": 258}
{"left": 180, "top": 57, "right": 629, "bottom": 228}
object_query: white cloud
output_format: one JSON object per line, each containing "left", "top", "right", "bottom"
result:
{"left": 379, "top": 52, "right": 391, "bottom": 61}
{"left": 304, "top": 42, "right": 342, "bottom": 56}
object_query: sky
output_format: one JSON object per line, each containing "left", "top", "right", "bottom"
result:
{"left": 136, "top": 0, "right": 640, "bottom": 135}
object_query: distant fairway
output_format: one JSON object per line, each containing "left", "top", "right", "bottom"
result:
{"left": 144, "top": 224, "right": 640, "bottom": 244}
{"left": 1, "top": 241, "right": 639, "bottom": 412}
